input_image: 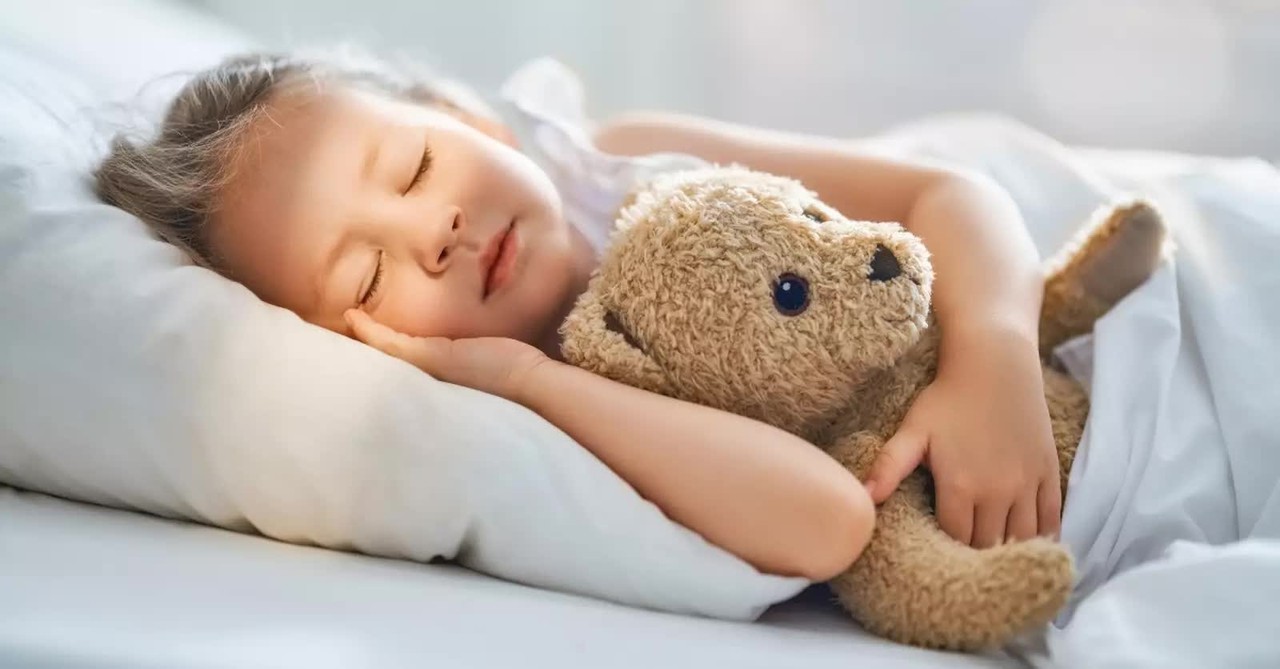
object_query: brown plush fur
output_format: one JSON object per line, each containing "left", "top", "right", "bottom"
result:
{"left": 560, "top": 167, "right": 1166, "bottom": 651}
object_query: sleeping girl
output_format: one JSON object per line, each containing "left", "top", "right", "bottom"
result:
{"left": 94, "top": 49, "right": 1063, "bottom": 582}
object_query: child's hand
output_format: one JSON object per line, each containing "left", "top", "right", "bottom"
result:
{"left": 345, "top": 310, "right": 550, "bottom": 400}
{"left": 863, "top": 331, "right": 1061, "bottom": 547}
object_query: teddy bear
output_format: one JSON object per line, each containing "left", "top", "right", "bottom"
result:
{"left": 558, "top": 166, "right": 1167, "bottom": 651}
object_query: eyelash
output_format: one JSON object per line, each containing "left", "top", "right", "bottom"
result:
{"left": 359, "top": 250, "right": 385, "bottom": 307}
{"left": 405, "top": 144, "right": 433, "bottom": 194}
{"left": 360, "top": 143, "right": 428, "bottom": 307}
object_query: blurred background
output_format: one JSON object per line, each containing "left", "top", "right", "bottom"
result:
{"left": 180, "top": 0, "right": 1277, "bottom": 159}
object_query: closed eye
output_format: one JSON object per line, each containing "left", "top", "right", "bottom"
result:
{"left": 404, "top": 142, "right": 433, "bottom": 195}
{"left": 358, "top": 250, "right": 385, "bottom": 307}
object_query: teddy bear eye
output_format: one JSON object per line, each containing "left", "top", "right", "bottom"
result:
{"left": 802, "top": 206, "right": 829, "bottom": 223}
{"left": 773, "top": 273, "right": 810, "bottom": 316}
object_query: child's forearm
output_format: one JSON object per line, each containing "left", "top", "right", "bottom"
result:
{"left": 906, "top": 175, "right": 1043, "bottom": 351}
{"left": 510, "top": 359, "right": 874, "bottom": 581}
{"left": 596, "top": 112, "right": 1043, "bottom": 351}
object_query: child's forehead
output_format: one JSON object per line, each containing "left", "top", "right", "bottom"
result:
{"left": 264, "top": 81, "right": 431, "bottom": 130}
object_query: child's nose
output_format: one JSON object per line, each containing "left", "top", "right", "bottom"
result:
{"left": 417, "top": 205, "right": 463, "bottom": 273}
{"left": 868, "top": 244, "right": 902, "bottom": 282}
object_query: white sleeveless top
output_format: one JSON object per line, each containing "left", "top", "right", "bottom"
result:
{"left": 498, "top": 58, "right": 708, "bottom": 257}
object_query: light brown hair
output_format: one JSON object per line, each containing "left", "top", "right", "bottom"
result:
{"left": 93, "top": 47, "right": 490, "bottom": 273}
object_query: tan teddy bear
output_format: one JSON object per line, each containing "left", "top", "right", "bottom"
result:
{"left": 559, "top": 166, "right": 1167, "bottom": 651}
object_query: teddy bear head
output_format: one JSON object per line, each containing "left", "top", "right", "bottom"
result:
{"left": 560, "top": 167, "right": 934, "bottom": 435}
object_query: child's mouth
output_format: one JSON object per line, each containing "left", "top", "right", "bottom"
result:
{"left": 483, "top": 221, "right": 519, "bottom": 299}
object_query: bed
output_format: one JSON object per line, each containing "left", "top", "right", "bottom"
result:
{"left": 3, "top": 2, "right": 1279, "bottom": 668}
{"left": 0, "top": 486, "right": 1021, "bottom": 668}
{"left": 0, "top": 3, "right": 1024, "bottom": 667}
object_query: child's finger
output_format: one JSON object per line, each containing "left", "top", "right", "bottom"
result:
{"left": 864, "top": 426, "right": 928, "bottom": 503}
{"left": 972, "top": 502, "right": 1008, "bottom": 549}
{"left": 345, "top": 309, "right": 400, "bottom": 350}
{"left": 1006, "top": 496, "right": 1039, "bottom": 544}
{"left": 936, "top": 486, "right": 975, "bottom": 546}
{"left": 344, "top": 309, "right": 441, "bottom": 370}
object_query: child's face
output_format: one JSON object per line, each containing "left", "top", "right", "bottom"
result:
{"left": 211, "top": 83, "right": 582, "bottom": 344}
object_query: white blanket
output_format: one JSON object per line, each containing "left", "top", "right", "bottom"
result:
{"left": 873, "top": 116, "right": 1280, "bottom": 668}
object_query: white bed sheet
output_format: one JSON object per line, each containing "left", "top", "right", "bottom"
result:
{"left": 0, "top": 486, "right": 1022, "bottom": 669}
{"left": 871, "top": 117, "right": 1280, "bottom": 669}
{"left": 1041, "top": 149, "right": 1280, "bottom": 669}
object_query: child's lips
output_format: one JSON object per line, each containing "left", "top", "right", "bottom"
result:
{"left": 482, "top": 221, "right": 518, "bottom": 300}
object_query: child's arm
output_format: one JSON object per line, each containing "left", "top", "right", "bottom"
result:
{"left": 345, "top": 311, "right": 874, "bottom": 581}
{"left": 595, "top": 113, "right": 1061, "bottom": 548}
{"left": 513, "top": 355, "right": 875, "bottom": 581}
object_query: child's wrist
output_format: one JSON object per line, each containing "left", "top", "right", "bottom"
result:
{"left": 947, "top": 309, "right": 1037, "bottom": 345}
{"left": 507, "top": 356, "right": 568, "bottom": 408}
{"left": 938, "top": 316, "right": 1040, "bottom": 375}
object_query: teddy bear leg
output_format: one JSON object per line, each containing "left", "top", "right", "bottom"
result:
{"left": 827, "top": 471, "right": 1075, "bottom": 651}
{"left": 1043, "top": 367, "right": 1088, "bottom": 500}
{"left": 1038, "top": 200, "right": 1167, "bottom": 359}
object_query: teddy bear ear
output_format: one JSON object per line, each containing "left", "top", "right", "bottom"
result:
{"left": 614, "top": 177, "right": 661, "bottom": 235}
{"left": 558, "top": 289, "right": 674, "bottom": 397}
{"left": 613, "top": 169, "right": 694, "bottom": 235}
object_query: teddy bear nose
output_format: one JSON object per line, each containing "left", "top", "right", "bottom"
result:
{"left": 868, "top": 244, "right": 902, "bottom": 282}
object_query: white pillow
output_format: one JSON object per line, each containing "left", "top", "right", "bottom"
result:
{"left": 0, "top": 6, "right": 806, "bottom": 620}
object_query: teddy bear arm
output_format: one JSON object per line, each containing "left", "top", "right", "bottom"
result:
{"left": 829, "top": 472, "right": 1075, "bottom": 650}
{"left": 824, "top": 430, "right": 886, "bottom": 481}
{"left": 1039, "top": 200, "right": 1166, "bottom": 359}
{"left": 825, "top": 432, "right": 1075, "bottom": 650}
